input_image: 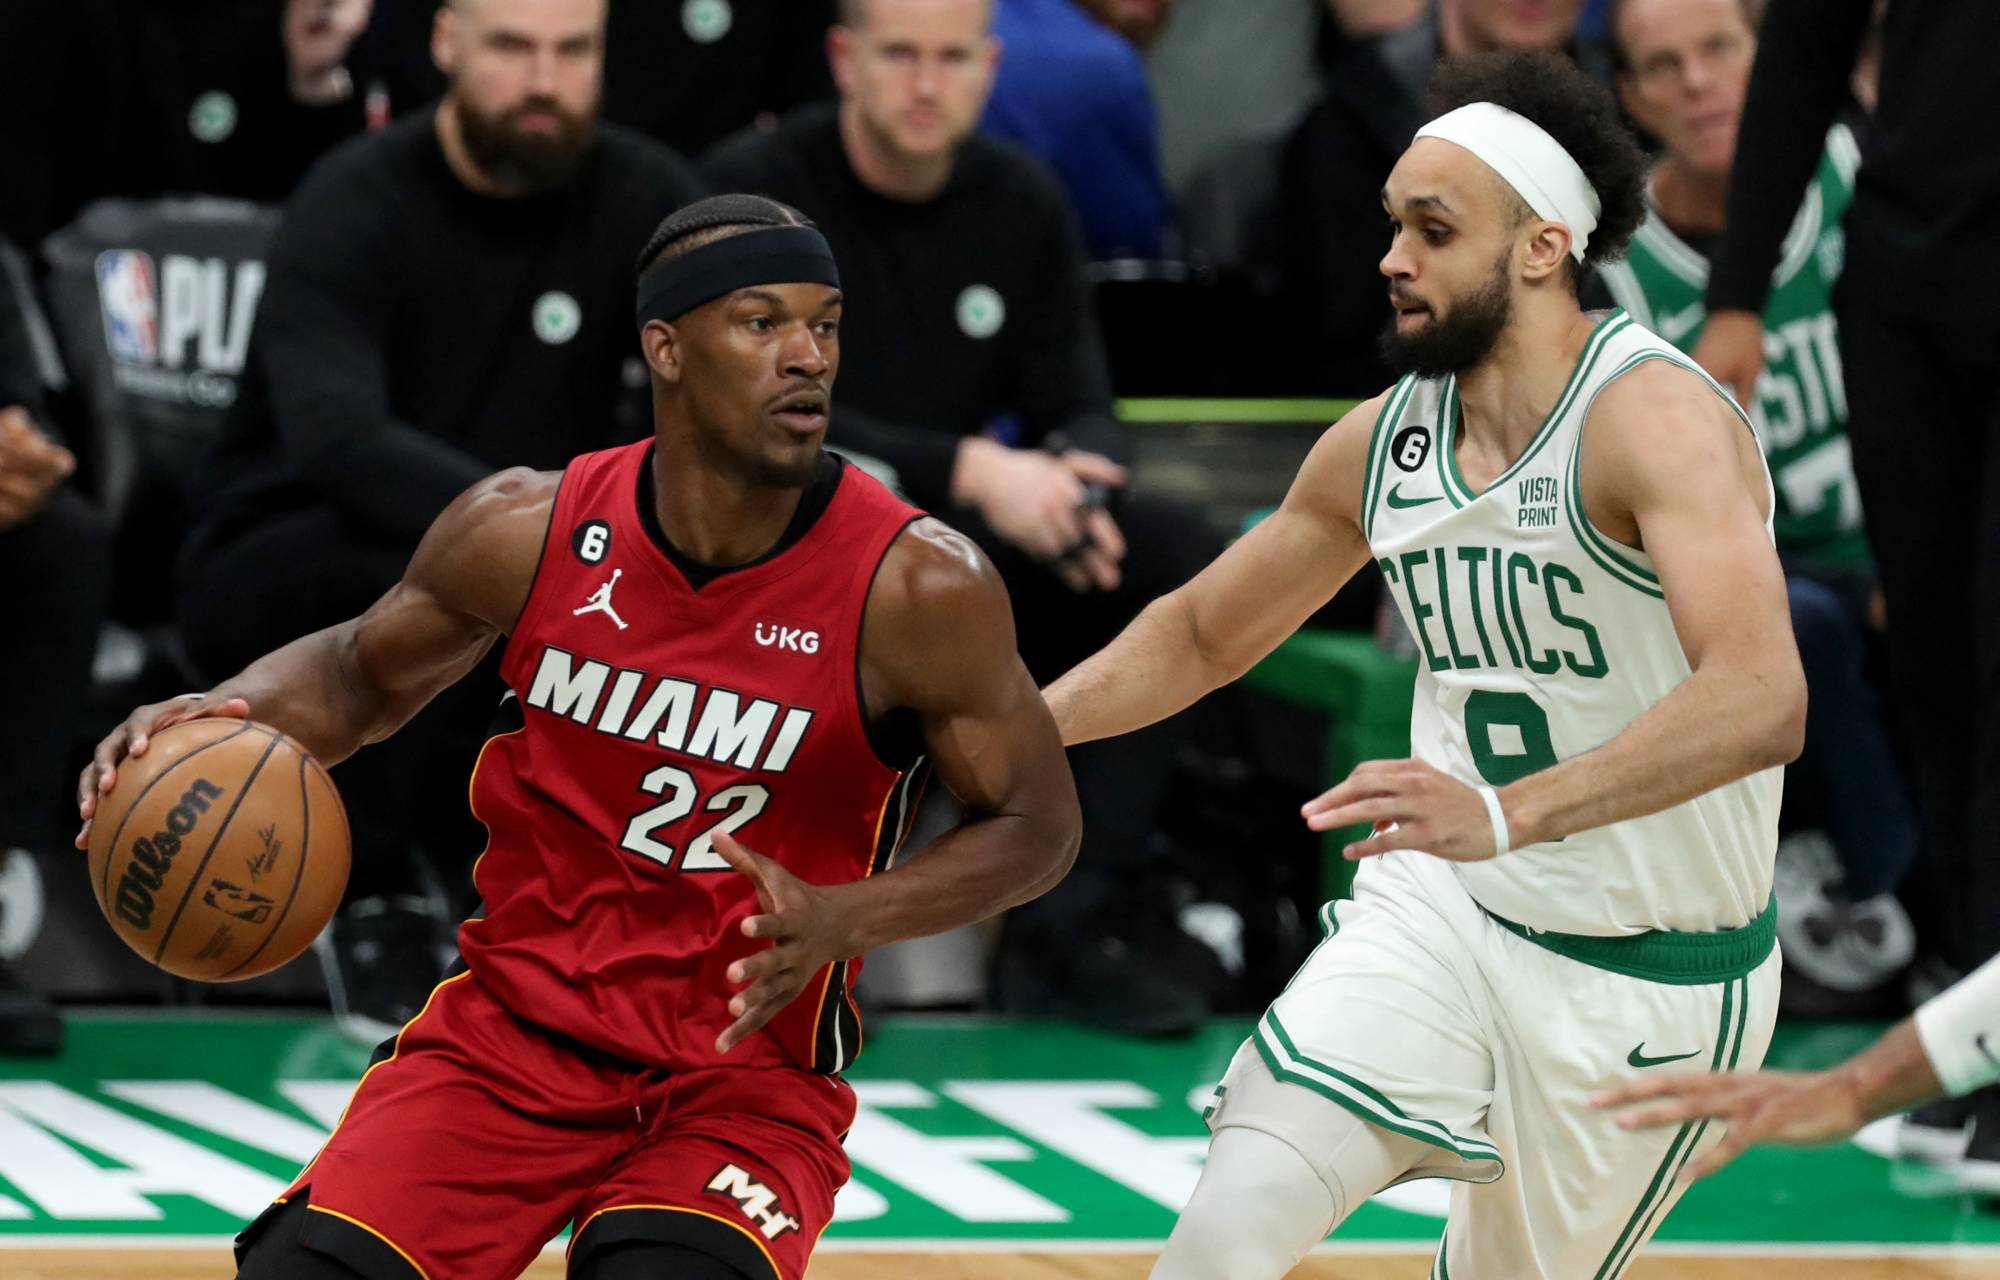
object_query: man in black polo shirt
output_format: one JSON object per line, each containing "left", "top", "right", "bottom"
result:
{"left": 704, "top": 0, "right": 1220, "bottom": 1036}
{"left": 182, "top": 0, "right": 704, "bottom": 1037}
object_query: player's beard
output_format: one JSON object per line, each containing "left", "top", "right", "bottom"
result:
{"left": 1379, "top": 252, "right": 1514, "bottom": 379}
{"left": 453, "top": 94, "right": 597, "bottom": 195}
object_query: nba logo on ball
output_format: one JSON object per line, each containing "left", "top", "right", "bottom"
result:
{"left": 95, "top": 251, "right": 160, "bottom": 363}
{"left": 683, "top": 0, "right": 733, "bottom": 42}
{"left": 534, "top": 291, "right": 582, "bottom": 345}
{"left": 956, "top": 285, "right": 1005, "bottom": 340}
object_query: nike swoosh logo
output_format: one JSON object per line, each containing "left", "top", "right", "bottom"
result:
{"left": 1978, "top": 1033, "right": 1998, "bottom": 1067}
{"left": 1628, "top": 1044, "right": 1703, "bottom": 1069}
{"left": 1386, "top": 484, "right": 1443, "bottom": 510}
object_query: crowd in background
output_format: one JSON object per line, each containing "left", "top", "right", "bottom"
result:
{"left": 0, "top": 0, "right": 1992, "bottom": 1167}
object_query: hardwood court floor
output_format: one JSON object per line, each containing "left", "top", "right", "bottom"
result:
{"left": 9, "top": 1251, "right": 2000, "bottom": 1279}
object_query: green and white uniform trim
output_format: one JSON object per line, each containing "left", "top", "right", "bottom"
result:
{"left": 1254, "top": 1009, "right": 1505, "bottom": 1178}
{"left": 1591, "top": 974, "right": 1753, "bottom": 1279}
{"left": 1209, "top": 849, "right": 1781, "bottom": 1277}
{"left": 1596, "top": 126, "right": 1863, "bottom": 565}
{"left": 1362, "top": 310, "right": 1782, "bottom": 937}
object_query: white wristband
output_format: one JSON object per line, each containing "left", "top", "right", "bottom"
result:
{"left": 1477, "top": 786, "right": 1510, "bottom": 857}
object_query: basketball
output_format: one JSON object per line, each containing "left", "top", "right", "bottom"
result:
{"left": 85, "top": 718, "right": 350, "bottom": 982}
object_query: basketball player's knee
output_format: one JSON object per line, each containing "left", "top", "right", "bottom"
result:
{"left": 1152, "top": 1125, "right": 1338, "bottom": 1280}
{"left": 570, "top": 1240, "right": 751, "bottom": 1280}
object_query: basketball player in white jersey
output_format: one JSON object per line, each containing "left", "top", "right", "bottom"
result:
{"left": 1047, "top": 50, "right": 1806, "bottom": 1278}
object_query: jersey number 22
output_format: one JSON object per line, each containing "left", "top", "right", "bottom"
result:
{"left": 619, "top": 766, "right": 769, "bottom": 871}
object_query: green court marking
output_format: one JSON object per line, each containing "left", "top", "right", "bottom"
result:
{"left": 1116, "top": 399, "right": 1359, "bottom": 424}
{"left": 0, "top": 1015, "right": 1996, "bottom": 1247}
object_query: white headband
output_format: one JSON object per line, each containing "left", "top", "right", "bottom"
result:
{"left": 1413, "top": 102, "right": 1600, "bottom": 263}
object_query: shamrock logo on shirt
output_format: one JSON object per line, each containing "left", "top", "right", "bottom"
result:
{"left": 683, "top": 0, "right": 733, "bottom": 42}
{"left": 534, "top": 292, "right": 582, "bottom": 345}
{"left": 956, "top": 285, "right": 1006, "bottom": 340}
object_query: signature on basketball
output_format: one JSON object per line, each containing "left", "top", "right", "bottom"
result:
{"left": 247, "top": 824, "right": 283, "bottom": 882}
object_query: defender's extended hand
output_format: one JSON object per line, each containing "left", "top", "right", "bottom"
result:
{"left": 1593, "top": 1068, "right": 1869, "bottom": 1180}
{"left": 76, "top": 695, "right": 251, "bottom": 849}
{"left": 714, "top": 832, "right": 854, "bottom": 1054}
{"left": 1302, "top": 758, "right": 1503, "bottom": 862}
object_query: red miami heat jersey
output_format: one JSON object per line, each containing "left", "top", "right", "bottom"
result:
{"left": 459, "top": 440, "right": 927, "bottom": 1075}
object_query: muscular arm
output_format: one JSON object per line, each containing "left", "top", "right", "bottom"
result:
{"left": 207, "top": 469, "right": 553, "bottom": 763}
{"left": 1045, "top": 394, "right": 1382, "bottom": 745}
{"left": 1501, "top": 364, "right": 1805, "bottom": 847}
{"left": 831, "top": 520, "right": 1082, "bottom": 951}
{"left": 711, "top": 520, "right": 1081, "bottom": 1051}
{"left": 79, "top": 469, "right": 553, "bottom": 838}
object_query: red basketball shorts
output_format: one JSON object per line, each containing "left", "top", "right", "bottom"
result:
{"left": 235, "top": 971, "right": 856, "bottom": 1280}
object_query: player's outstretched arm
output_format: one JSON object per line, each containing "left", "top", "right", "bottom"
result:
{"left": 78, "top": 469, "right": 554, "bottom": 845}
{"left": 1044, "top": 393, "right": 1383, "bottom": 746}
{"left": 1593, "top": 1019, "right": 1934, "bottom": 1180}
{"left": 1597, "top": 948, "right": 2000, "bottom": 1178}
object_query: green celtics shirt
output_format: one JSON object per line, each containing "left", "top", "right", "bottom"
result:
{"left": 1596, "top": 126, "right": 1865, "bottom": 566}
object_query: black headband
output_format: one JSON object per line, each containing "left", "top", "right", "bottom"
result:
{"left": 635, "top": 225, "right": 841, "bottom": 328}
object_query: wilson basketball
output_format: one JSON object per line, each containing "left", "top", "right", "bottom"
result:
{"left": 85, "top": 718, "right": 349, "bottom": 982}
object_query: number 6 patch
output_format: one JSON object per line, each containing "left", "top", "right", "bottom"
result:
{"left": 1391, "top": 424, "right": 1432, "bottom": 472}
{"left": 573, "top": 520, "right": 611, "bottom": 565}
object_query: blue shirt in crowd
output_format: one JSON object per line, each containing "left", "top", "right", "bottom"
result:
{"left": 980, "top": 0, "right": 1173, "bottom": 260}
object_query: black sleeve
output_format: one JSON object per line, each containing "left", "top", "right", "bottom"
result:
{"left": 1705, "top": 0, "right": 1872, "bottom": 314}
{"left": 255, "top": 166, "right": 487, "bottom": 542}
{"left": 1007, "top": 182, "right": 1128, "bottom": 465}
{"left": 828, "top": 404, "right": 964, "bottom": 510}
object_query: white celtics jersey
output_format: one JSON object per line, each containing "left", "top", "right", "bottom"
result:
{"left": 1361, "top": 310, "right": 1781, "bottom": 935}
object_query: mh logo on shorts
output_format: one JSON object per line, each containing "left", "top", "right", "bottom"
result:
{"left": 706, "top": 1164, "right": 801, "bottom": 1239}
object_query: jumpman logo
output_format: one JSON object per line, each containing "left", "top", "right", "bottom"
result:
{"left": 574, "top": 569, "right": 630, "bottom": 631}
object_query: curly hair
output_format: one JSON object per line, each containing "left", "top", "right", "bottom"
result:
{"left": 1425, "top": 50, "right": 1649, "bottom": 290}
{"left": 633, "top": 194, "right": 816, "bottom": 281}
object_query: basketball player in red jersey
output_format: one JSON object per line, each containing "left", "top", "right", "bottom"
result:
{"left": 75, "top": 194, "right": 1081, "bottom": 1280}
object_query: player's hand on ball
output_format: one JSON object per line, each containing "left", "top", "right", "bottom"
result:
{"left": 76, "top": 693, "right": 251, "bottom": 849}
{"left": 714, "top": 831, "right": 853, "bottom": 1054}
{"left": 1593, "top": 1068, "right": 1868, "bottom": 1180}
{"left": 1301, "top": 759, "right": 1504, "bottom": 862}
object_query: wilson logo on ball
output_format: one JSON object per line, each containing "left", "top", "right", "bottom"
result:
{"left": 114, "top": 779, "right": 225, "bottom": 929}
